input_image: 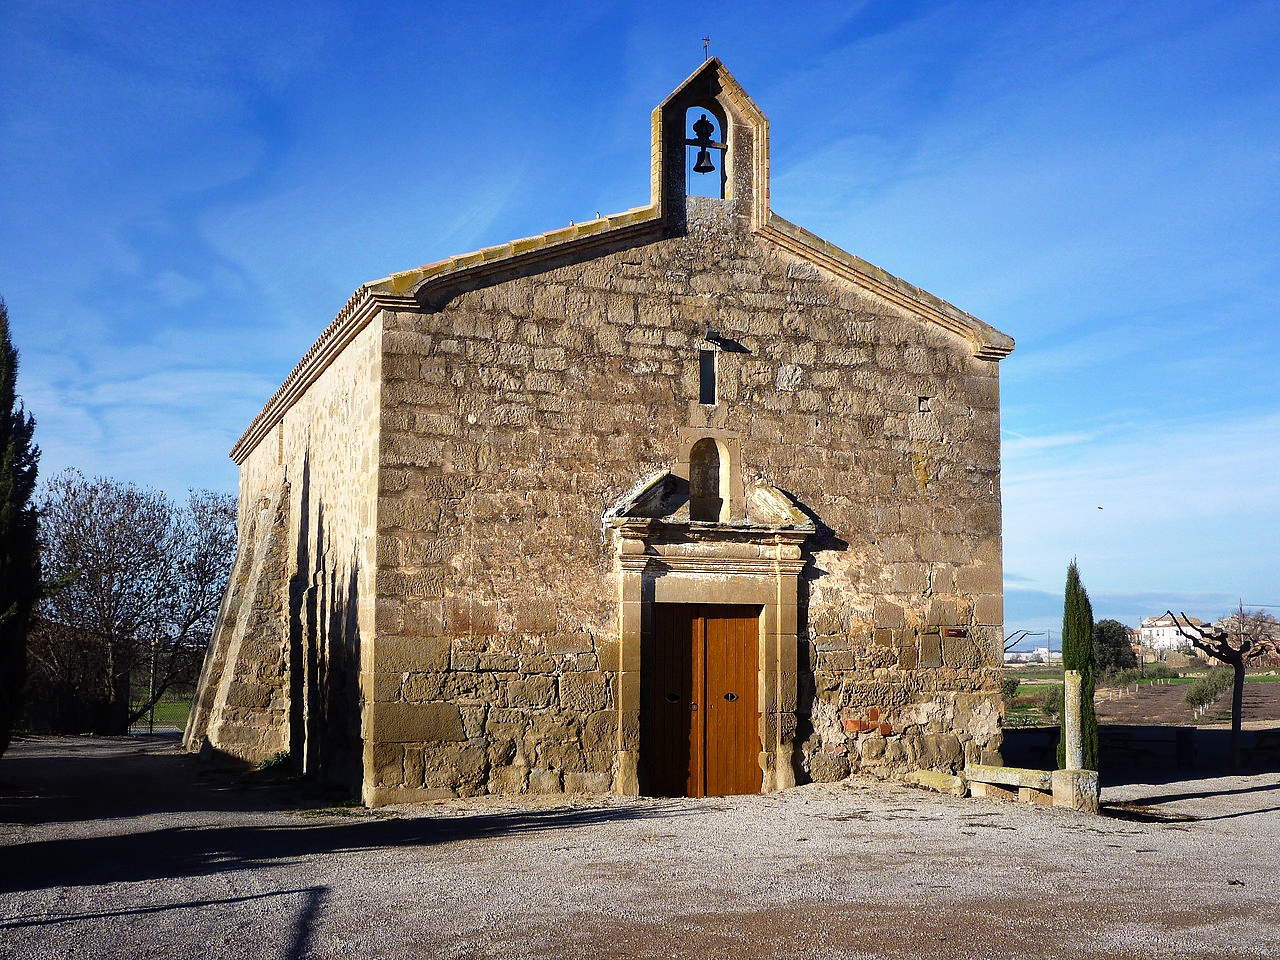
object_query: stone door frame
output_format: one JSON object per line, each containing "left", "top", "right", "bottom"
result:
{"left": 610, "top": 519, "right": 808, "bottom": 795}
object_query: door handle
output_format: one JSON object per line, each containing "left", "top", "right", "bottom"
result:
{"left": 689, "top": 702, "right": 698, "bottom": 711}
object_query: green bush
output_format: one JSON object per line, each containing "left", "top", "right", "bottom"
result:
{"left": 1000, "top": 676, "right": 1021, "bottom": 704}
{"left": 1185, "top": 670, "right": 1233, "bottom": 709}
{"left": 1105, "top": 665, "right": 1180, "bottom": 686}
{"left": 1038, "top": 685, "right": 1063, "bottom": 720}
{"left": 1058, "top": 561, "right": 1097, "bottom": 770}
{"left": 256, "top": 750, "right": 291, "bottom": 771}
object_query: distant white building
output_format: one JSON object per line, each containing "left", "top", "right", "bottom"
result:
{"left": 1003, "top": 646, "right": 1061, "bottom": 665}
{"left": 1138, "top": 615, "right": 1203, "bottom": 652}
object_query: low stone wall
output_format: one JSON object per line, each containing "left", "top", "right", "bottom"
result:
{"left": 965, "top": 763, "right": 1099, "bottom": 813}
{"left": 904, "top": 763, "right": 1100, "bottom": 814}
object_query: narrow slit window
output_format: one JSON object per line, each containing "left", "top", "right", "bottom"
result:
{"left": 699, "top": 349, "right": 717, "bottom": 405}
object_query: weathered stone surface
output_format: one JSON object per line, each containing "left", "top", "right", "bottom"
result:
{"left": 808, "top": 750, "right": 851, "bottom": 783}
{"left": 563, "top": 770, "right": 612, "bottom": 794}
{"left": 371, "top": 702, "right": 467, "bottom": 743}
{"left": 1052, "top": 768, "right": 1101, "bottom": 814}
{"left": 527, "top": 768, "right": 562, "bottom": 794}
{"left": 903, "top": 770, "right": 966, "bottom": 796}
{"left": 919, "top": 633, "right": 943, "bottom": 669}
{"left": 505, "top": 676, "right": 555, "bottom": 709}
{"left": 559, "top": 674, "right": 610, "bottom": 712}
{"left": 965, "top": 763, "right": 1052, "bottom": 791}
{"left": 488, "top": 763, "right": 529, "bottom": 794}
{"left": 378, "top": 636, "right": 451, "bottom": 673}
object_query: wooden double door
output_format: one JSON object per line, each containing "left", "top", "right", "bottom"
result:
{"left": 643, "top": 603, "right": 761, "bottom": 797}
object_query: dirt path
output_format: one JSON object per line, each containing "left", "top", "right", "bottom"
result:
{"left": 2, "top": 737, "right": 1279, "bottom": 960}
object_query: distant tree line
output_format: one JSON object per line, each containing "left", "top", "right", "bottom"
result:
{"left": 24, "top": 470, "right": 236, "bottom": 734}
{"left": 0, "top": 299, "right": 40, "bottom": 758}
{"left": 0, "top": 297, "right": 237, "bottom": 753}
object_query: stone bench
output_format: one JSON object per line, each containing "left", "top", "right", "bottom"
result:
{"left": 964, "top": 763, "right": 1053, "bottom": 805}
{"left": 964, "top": 762, "right": 1099, "bottom": 813}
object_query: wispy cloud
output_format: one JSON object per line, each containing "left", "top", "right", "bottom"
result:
{"left": 1003, "top": 408, "right": 1280, "bottom": 608}
{"left": 1002, "top": 430, "right": 1098, "bottom": 457}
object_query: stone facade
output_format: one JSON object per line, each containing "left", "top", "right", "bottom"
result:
{"left": 187, "top": 60, "right": 1015, "bottom": 805}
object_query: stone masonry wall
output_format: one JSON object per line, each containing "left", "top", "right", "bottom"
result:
{"left": 206, "top": 317, "right": 382, "bottom": 783}
{"left": 367, "top": 200, "right": 1003, "bottom": 800}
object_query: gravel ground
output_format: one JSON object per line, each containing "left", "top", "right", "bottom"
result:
{"left": 1, "top": 736, "right": 1278, "bottom": 960}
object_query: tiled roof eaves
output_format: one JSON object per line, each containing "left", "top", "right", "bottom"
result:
{"left": 229, "top": 204, "right": 662, "bottom": 464}
{"left": 229, "top": 288, "right": 417, "bottom": 464}
{"left": 386, "top": 204, "right": 661, "bottom": 298}
{"left": 760, "top": 215, "right": 1015, "bottom": 361}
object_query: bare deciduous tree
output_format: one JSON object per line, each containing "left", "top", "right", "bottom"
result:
{"left": 1168, "top": 605, "right": 1277, "bottom": 771}
{"left": 1003, "top": 629, "right": 1043, "bottom": 654}
{"left": 25, "top": 470, "right": 236, "bottom": 734}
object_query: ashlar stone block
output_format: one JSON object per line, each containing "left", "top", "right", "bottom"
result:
{"left": 372, "top": 702, "right": 467, "bottom": 743}
{"left": 559, "top": 673, "right": 610, "bottom": 712}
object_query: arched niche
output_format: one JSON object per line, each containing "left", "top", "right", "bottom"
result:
{"left": 689, "top": 436, "right": 728, "bottom": 521}
{"left": 677, "top": 428, "right": 743, "bottom": 522}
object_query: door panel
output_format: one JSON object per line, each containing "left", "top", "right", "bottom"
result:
{"left": 644, "top": 603, "right": 761, "bottom": 797}
{"left": 644, "top": 603, "right": 698, "bottom": 797}
{"left": 703, "top": 606, "right": 760, "bottom": 796}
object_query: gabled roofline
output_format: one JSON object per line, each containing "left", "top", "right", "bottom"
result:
{"left": 231, "top": 203, "right": 1012, "bottom": 462}
{"left": 760, "top": 215, "right": 1015, "bottom": 361}
{"left": 230, "top": 61, "right": 1012, "bottom": 464}
{"left": 230, "top": 205, "right": 663, "bottom": 463}
{"left": 229, "top": 286, "right": 417, "bottom": 464}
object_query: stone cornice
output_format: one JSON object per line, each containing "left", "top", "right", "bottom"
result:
{"left": 230, "top": 206, "right": 663, "bottom": 464}
{"left": 621, "top": 555, "right": 809, "bottom": 579}
{"left": 229, "top": 289, "right": 417, "bottom": 464}
{"left": 393, "top": 205, "right": 662, "bottom": 299}
{"left": 613, "top": 517, "right": 811, "bottom": 579}
{"left": 611, "top": 516, "right": 812, "bottom": 562}
{"left": 759, "top": 215, "right": 1016, "bottom": 361}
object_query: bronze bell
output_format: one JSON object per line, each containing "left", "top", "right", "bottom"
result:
{"left": 693, "top": 147, "right": 716, "bottom": 174}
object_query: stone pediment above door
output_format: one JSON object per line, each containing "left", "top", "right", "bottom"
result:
{"left": 604, "top": 469, "right": 815, "bottom": 533}
{"left": 602, "top": 461, "right": 815, "bottom": 798}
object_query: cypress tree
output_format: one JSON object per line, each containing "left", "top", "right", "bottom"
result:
{"left": 0, "top": 298, "right": 40, "bottom": 758}
{"left": 1058, "top": 559, "right": 1098, "bottom": 770}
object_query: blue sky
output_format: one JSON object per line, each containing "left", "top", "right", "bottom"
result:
{"left": 2, "top": 1, "right": 1277, "bottom": 640}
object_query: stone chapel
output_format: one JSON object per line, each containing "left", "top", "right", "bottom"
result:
{"left": 186, "top": 60, "right": 1015, "bottom": 805}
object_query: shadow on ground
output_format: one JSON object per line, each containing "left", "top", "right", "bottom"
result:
{"left": 0, "top": 736, "right": 695, "bottom": 897}
{"left": 1003, "top": 725, "right": 1280, "bottom": 787}
{"left": 0, "top": 802, "right": 693, "bottom": 895}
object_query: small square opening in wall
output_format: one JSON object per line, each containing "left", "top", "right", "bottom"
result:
{"left": 699, "top": 350, "right": 717, "bottom": 405}
{"left": 918, "top": 396, "right": 931, "bottom": 413}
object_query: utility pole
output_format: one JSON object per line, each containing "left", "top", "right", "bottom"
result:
{"left": 148, "top": 635, "right": 157, "bottom": 735}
